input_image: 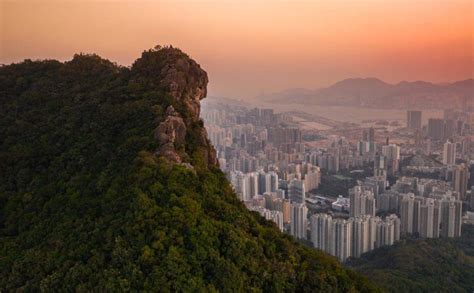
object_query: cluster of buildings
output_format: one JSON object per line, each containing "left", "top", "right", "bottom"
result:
{"left": 203, "top": 104, "right": 380, "bottom": 178}
{"left": 406, "top": 109, "right": 472, "bottom": 161}
{"left": 311, "top": 213, "right": 400, "bottom": 261}
{"left": 247, "top": 174, "right": 464, "bottom": 262}
{"left": 202, "top": 101, "right": 473, "bottom": 262}
{"left": 408, "top": 109, "right": 469, "bottom": 140}
{"left": 377, "top": 177, "right": 463, "bottom": 238}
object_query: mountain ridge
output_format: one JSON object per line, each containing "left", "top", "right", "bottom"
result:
{"left": 258, "top": 78, "right": 474, "bottom": 109}
{"left": 0, "top": 47, "right": 377, "bottom": 291}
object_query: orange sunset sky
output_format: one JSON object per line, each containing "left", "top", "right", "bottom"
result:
{"left": 1, "top": 0, "right": 473, "bottom": 98}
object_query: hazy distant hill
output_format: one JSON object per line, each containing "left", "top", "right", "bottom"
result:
{"left": 259, "top": 78, "right": 474, "bottom": 109}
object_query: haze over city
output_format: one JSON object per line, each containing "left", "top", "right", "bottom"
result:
{"left": 1, "top": 0, "right": 472, "bottom": 98}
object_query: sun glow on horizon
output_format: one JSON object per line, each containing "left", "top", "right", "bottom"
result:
{"left": 1, "top": 0, "right": 472, "bottom": 97}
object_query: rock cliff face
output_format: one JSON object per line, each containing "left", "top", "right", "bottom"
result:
{"left": 156, "top": 51, "right": 208, "bottom": 122}
{"left": 132, "top": 47, "right": 217, "bottom": 166}
{"left": 154, "top": 105, "right": 187, "bottom": 163}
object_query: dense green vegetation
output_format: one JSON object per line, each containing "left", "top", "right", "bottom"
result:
{"left": 0, "top": 48, "right": 376, "bottom": 291}
{"left": 348, "top": 225, "right": 474, "bottom": 292}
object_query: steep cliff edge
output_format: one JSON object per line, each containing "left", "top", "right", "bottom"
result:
{"left": 131, "top": 47, "right": 216, "bottom": 166}
{"left": 0, "top": 47, "right": 376, "bottom": 291}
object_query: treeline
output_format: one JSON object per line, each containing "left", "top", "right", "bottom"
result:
{"left": 348, "top": 225, "right": 474, "bottom": 292}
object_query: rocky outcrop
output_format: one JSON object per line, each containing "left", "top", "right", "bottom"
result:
{"left": 133, "top": 46, "right": 217, "bottom": 166}
{"left": 157, "top": 54, "right": 208, "bottom": 122}
{"left": 131, "top": 46, "right": 208, "bottom": 121}
{"left": 155, "top": 106, "right": 187, "bottom": 163}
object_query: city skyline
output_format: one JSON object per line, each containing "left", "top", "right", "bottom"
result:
{"left": 201, "top": 101, "right": 469, "bottom": 264}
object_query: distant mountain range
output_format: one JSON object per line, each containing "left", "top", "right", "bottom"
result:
{"left": 258, "top": 78, "right": 474, "bottom": 109}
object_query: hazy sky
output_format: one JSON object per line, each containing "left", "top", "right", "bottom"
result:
{"left": 1, "top": 0, "right": 473, "bottom": 98}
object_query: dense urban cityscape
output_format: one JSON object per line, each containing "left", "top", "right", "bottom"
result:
{"left": 202, "top": 100, "right": 473, "bottom": 262}
{"left": 1, "top": 0, "right": 472, "bottom": 290}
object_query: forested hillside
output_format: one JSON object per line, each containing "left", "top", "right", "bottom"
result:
{"left": 348, "top": 225, "right": 474, "bottom": 292}
{"left": 0, "top": 47, "right": 376, "bottom": 291}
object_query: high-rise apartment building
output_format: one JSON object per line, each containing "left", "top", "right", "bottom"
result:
{"left": 367, "top": 216, "right": 379, "bottom": 250}
{"left": 310, "top": 214, "right": 333, "bottom": 253}
{"left": 250, "top": 207, "right": 284, "bottom": 231}
{"left": 263, "top": 192, "right": 276, "bottom": 210}
{"left": 269, "top": 171, "right": 279, "bottom": 192}
{"left": 303, "top": 168, "right": 321, "bottom": 191}
{"left": 427, "top": 118, "right": 445, "bottom": 140}
{"left": 361, "top": 176, "right": 387, "bottom": 197}
{"left": 381, "top": 144, "right": 401, "bottom": 175}
{"left": 419, "top": 198, "right": 436, "bottom": 238}
{"left": 282, "top": 199, "right": 291, "bottom": 224}
{"left": 375, "top": 215, "right": 400, "bottom": 248}
{"left": 387, "top": 214, "right": 401, "bottom": 242}
{"left": 349, "top": 186, "right": 376, "bottom": 217}
{"left": 349, "top": 186, "right": 362, "bottom": 218}
{"left": 433, "top": 200, "right": 441, "bottom": 238}
{"left": 352, "top": 216, "right": 371, "bottom": 257}
{"left": 377, "top": 191, "right": 400, "bottom": 213}
{"left": 362, "top": 128, "right": 375, "bottom": 142}
{"left": 331, "top": 218, "right": 353, "bottom": 262}
{"left": 368, "top": 127, "right": 375, "bottom": 142}
{"left": 233, "top": 171, "right": 257, "bottom": 201}
{"left": 290, "top": 203, "right": 308, "bottom": 239}
{"left": 461, "top": 137, "right": 471, "bottom": 160}
{"left": 270, "top": 210, "right": 284, "bottom": 231}
{"left": 440, "top": 198, "right": 462, "bottom": 238}
{"left": 443, "top": 119, "right": 455, "bottom": 140}
{"left": 399, "top": 193, "right": 415, "bottom": 234}
{"left": 470, "top": 186, "right": 474, "bottom": 211}
{"left": 374, "top": 155, "right": 387, "bottom": 177}
{"left": 288, "top": 179, "right": 306, "bottom": 204}
{"left": 412, "top": 196, "right": 424, "bottom": 235}
{"left": 258, "top": 171, "right": 271, "bottom": 195}
{"left": 249, "top": 173, "right": 259, "bottom": 198}
{"left": 452, "top": 164, "right": 470, "bottom": 201}
{"left": 442, "top": 141, "right": 456, "bottom": 166}
{"left": 406, "top": 110, "right": 422, "bottom": 129}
